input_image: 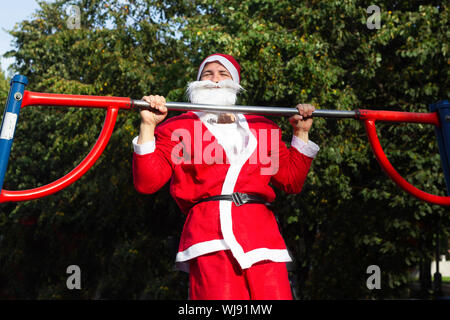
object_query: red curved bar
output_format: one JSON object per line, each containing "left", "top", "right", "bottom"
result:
{"left": 364, "top": 120, "right": 450, "bottom": 206}
{"left": 358, "top": 109, "right": 441, "bottom": 126}
{"left": 0, "top": 107, "right": 119, "bottom": 203}
{"left": 22, "top": 91, "right": 133, "bottom": 110}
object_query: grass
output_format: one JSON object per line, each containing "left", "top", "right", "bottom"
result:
{"left": 431, "top": 276, "right": 450, "bottom": 283}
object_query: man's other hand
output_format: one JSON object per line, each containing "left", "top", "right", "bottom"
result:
{"left": 289, "top": 103, "right": 315, "bottom": 142}
{"left": 140, "top": 95, "right": 168, "bottom": 127}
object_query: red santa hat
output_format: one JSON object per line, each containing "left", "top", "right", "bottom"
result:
{"left": 197, "top": 53, "right": 241, "bottom": 84}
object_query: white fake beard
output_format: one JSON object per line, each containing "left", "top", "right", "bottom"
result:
{"left": 186, "top": 79, "right": 244, "bottom": 106}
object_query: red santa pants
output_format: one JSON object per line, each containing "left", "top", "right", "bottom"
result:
{"left": 188, "top": 250, "right": 293, "bottom": 300}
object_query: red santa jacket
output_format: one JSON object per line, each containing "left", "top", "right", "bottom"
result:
{"left": 133, "top": 111, "right": 318, "bottom": 272}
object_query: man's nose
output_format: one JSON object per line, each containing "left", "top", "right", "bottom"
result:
{"left": 212, "top": 73, "right": 221, "bottom": 83}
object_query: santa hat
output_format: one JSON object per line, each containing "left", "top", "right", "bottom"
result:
{"left": 197, "top": 53, "right": 241, "bottom": 84}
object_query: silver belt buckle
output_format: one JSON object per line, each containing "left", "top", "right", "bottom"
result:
{"left": 231, "top": 192, "right": 244, "bottom": 206}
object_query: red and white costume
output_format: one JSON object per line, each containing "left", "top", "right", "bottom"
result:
{"left": 132, "top": 112, "right": 319, "bottom": 270}
{"left": 132, "top": 53, "right": 319, "bottom": 299}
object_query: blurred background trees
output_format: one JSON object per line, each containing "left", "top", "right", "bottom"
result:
{"left": 0, "top": 0, "right": 448, "bottom": 299}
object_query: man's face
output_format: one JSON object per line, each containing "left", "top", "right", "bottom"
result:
{"left": 200, "top": 62, "right": 233, "bottom": 83}
{"left": 187, "top": 61, "right": 242, "bottom": 106}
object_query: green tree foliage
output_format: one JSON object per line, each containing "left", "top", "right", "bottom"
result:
{"left": 0, "top": 67, "right": 8, "bottom": 103}
{"left": 0, "top": 0, "right": 448, "bottom": 299}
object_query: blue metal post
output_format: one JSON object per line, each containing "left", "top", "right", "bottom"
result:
{"left": 430, "top": 100, "right": 450, "bottom": 196}
{"left": 0, "top": 75, "right": 28, "bottom": 191}
{"left": 429, "top": 100, "right": 450, "bottom": 297}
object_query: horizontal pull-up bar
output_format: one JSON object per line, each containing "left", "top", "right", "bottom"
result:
{"left": 132, "top": 100, "right": 357, "bottom": 118}
{"left": 0, "top": 75, "right": 449, "bottom": 205}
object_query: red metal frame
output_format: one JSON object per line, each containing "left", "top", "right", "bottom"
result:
{"left": 357, "top": 109, "right": 441, "bottom": 126}
{"left": 0, "top": 92, "right": 449, "bottom": 205}
{"left": 0, "top": 91, "right": 131, "bottom": 203}
{"left": 359, "top": 109, "right": 450, "bottom": 206}
{"left": 22, "top": 90, "right": 133, "bottom": 110}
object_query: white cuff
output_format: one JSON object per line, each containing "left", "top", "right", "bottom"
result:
{"left": 132, "top": 136, "right": 156, "bottom": 155}
{"left": 291, "top": 135, "right": 320, "bottom": 159}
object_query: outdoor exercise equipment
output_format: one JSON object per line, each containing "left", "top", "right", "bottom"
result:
{"left": 0, "top": 75, "right": 449, "bottom": 205}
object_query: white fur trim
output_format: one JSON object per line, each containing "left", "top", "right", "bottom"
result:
{"left": 197, "top": 55, "right": 240, "bottom": 84}
{"left": 291, "top": 135, "right": 320, "bottom": 159}
{"left": 132, "top": 136, "right": 156, "bottom": 155}
{"left": 175, "top": 239, "right": 229, "bottom": 262}
{"left": 193, "top": 112, "right": 257, "bottom": 268}
{"left": 216, "top": 113, "right": 259, "bottom": 269}
{"left": 245, "top": 248, "right": 292, "bottom": 265}
{"left": 175, "top": 239, "right": 229, "bottom": 273}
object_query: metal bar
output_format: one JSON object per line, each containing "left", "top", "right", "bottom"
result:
{"left": 131, "top": 100, "right": 357, "bottom": 119}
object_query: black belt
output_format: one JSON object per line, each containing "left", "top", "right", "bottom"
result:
{"left": 193, "top": 192, "right": 271, "bottom": 207}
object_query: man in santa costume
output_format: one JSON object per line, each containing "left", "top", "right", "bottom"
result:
{"left": 132, "top": 53, "right": 319, "bottom": 300}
